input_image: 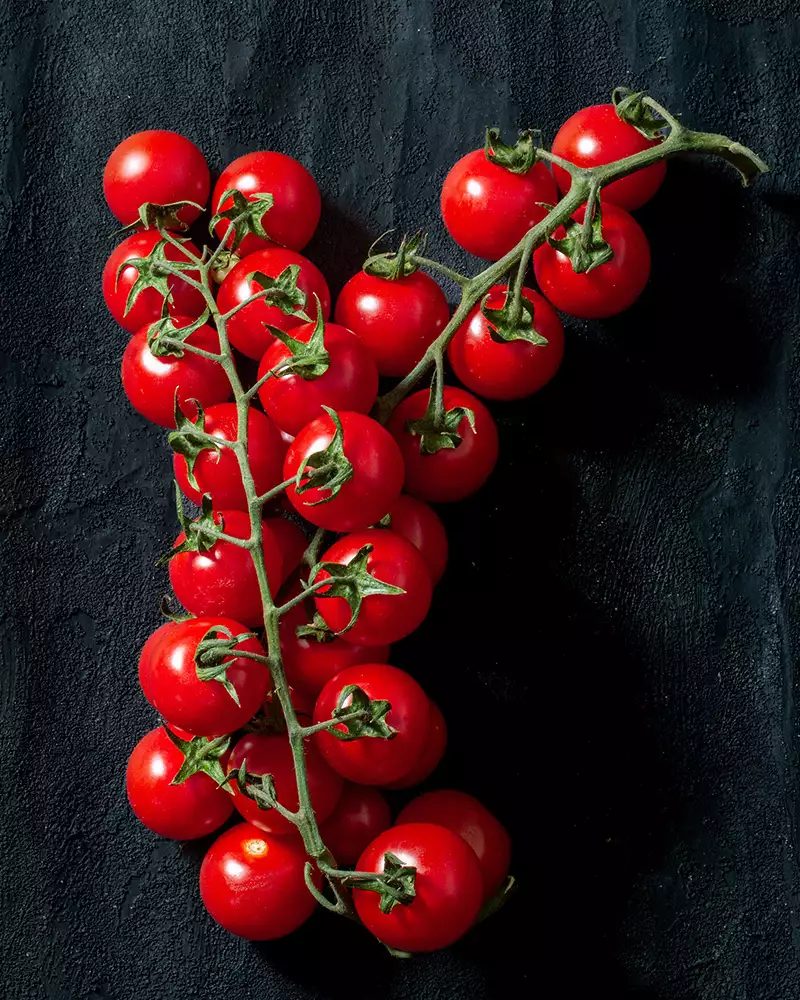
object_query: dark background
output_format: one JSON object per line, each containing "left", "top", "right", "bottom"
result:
{"left": 2, "top": 1, "right": 799, "bottom": 997}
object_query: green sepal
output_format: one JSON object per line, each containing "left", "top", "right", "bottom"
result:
{"left": 117, "top": 237, "right": 196, "bottom": 316}
{"left": 484, "top": 126, "right": 536, "bottom": 174}
{"left": 194, "top": 624, "right": 261, "bottom": 705}
{"left": 295, "top": 611, "right": 336, "bottom": 643}
{"left": 265, "top": 295, "right": 330, "bottom": 380}
{"left": 210, "top": 189, "right": 275, "bottom": 252}
{"left": 345, "top": 852, "right": 417, "bottom": 914}
{"left": 378, "top": 512, "right": 392, "bottom": 527}
{"left": 156, "top": 491, "right": 221, "bottom": 567}
{"left": 476, "top": 875, "right": 516, "bottom": 924}
{"left": 113, "top": 200, "right": 206, "bottom": 236}
{"left": 147, "top": 305, "right": 211, "bottom": 358}
{"left": 329, "top": 684, "right": 396, "bottom": 741}
{"left": 405, "top": 367, "right": 475, "bottom": 455}
{"left": 164, "top": 728, "right": 232, "bottom": 791}
{"left": 480, "top": 290, "right": 548, "bottom": 346}
{"left": 159, "top": 595, "right": 193, "bottom": 623}
{"left": 612, "top": 88, "right": 668, "bottom": 141}
{"left": 248, "top": 264, "right": 312, "bottom": 321}
{"left": 223, "top": 759, "right": 278, "bottom": 812}
{"left": 546, "top": 200, "right": 614, "bottom": 275}
{"left": 362, "top": 230, "right": 426, "bottom": 280}
{"left": 293, "top": 406, "right": 353, "bottom": 505}
{"left": 310, "top": 543, "right": 405, "bottom": 635}
{"left": 168, "top": 397, "right": 219, "bottom": 490}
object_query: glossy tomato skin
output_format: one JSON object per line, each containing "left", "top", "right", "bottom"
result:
{"left": 382, "top": 495, "right": 448, "bottom": 585}
{"left": 257, "top": 322, "right": 378, "bottom": 436}
{"left": 397, "top": 790, "right": 511, "bottom": 900}
{"left": 139, "top": 616, "right": 269, "bottom": 737}
{"left": 284, "top": 412, "right": 403, "bottom": 532}
{"left": 212, "top": 151, "right": 321, "bottom": 255}
{"left": 103, "top": 130, "right": 210, "bottom": 228}
{"left": 533, "top": 201, "right": 651, "bottom": 319}
{"left": 334, "top": 270, "right": 450, "bottom": 377}
{"left": 217, "top": 247, "right": 331, "bottom": 361}
{"left": 265, "top": 517, "right": 308, "bottom": 588}
{"left": 383, "top": 699, "right": 447, "bottom": 789}
{"left": 229, "top": 729, "right": 343, "bottom": 835}
{"left": 319, "top": 783, "right": 392, "bottom": 867}
{"left": 173, "top": 403, "right": 286, "bottom": 510}
{"left": 314, "top": 531, "right": 432, "bottom": 646}
{"left": 388, "top": 386, "right": 499, "bottom": 503}
{"left": 168, "top": 510, "right": 283, "bottom": 626}
{"left": 126, "top": 726, "right": 234, "bottom": 840}
{"left": 440, "top": 150, "right": 558, "bottom": 261}
{"left": 353, "top": 822, "right": 484, "bottom": 952}
{"left": 313, "top": 663, "right": 430, "bottom": 785}
{"left": 551, "top": 104, "right": 666, "bottom": 211}
{"left": 200, "top": 822, "right": 316, "bottom": 939}
{"left": 122, "top": 321, "right": 230, "bottom": 428}
{"left": 103, "top": 230, "right": 206, "bottom": 333}
{"left": 448, "top": 284, "right": 564, "bottom": 401}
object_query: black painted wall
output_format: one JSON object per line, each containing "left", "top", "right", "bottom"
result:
{"left": 2, "top": 2, "right": 799, "bottom": 998}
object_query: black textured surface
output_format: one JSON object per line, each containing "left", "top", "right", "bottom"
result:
{"left": 2, "top": 2, "right": 799, "bottom": 998}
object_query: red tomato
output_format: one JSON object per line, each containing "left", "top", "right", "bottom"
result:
{"left": 314, "top": 530, "right": 432, "bottom": 646}
{"left": 265, "top": 517, "right": 308, "bottom": 588}
{"left": 212, "top": 151, "right": 321, "bottom": 255}
{"left": 257, "top": 322, "right": 378, "bottom": 436}
{"left": 229, "top": 728, "right": 343, "bottom": 835}
{"left": 126, "top": 726, "right": 233, "bottom": 840}
{"left": 334, "top": 270, "right": 450, "bottom": 377}
{"left": 168, "top": 510, "right": 283, "bottom": 626}
{"left": 533, "top": 201, "right": 651, "bottom": 319}
{"left": 448, "top": 284, "right": 564, "bottom": 401}
{"left": 262, "top": 684, "right": 316, "bottom": 720}
{"left": 137, "top": 620, "right": 178, "bottom": 681}
{"left": 387, "top": 386, "right": 499, "bottom": 503}
{"left": 397, "top": 790, "right": 511, "bottom": 901}
{"left": 138, "top": 616, "right": 269, "bottom": 737}
{"left": 121, "top": 320, "right": 230, "bottom": 428}
{"left": 551, "top": 104, "right": 666, "bottom": 211}
{"left": 200, "top": 822, "right": 316, "bottom": 939}
{"left": 284, "top": 411, "right": 403, "bottom": 532}
{"left": 313, "top": 663, "right": 430, "bottom": 785}
{"left": 173, "top": 403, "right": 286, "bottom": 511}
{"left": 103, "top": 130, "right": 210, "bottom": 228}
{"left": 319, "top": 783, "right": 391, "bottom": 867}
{"left": 216, "top": 247, "right": 331, "bottom": 361}
{"left": 440, "top": 149, "right": 558, "bottom": 261}
{"left": 381, "top": 494, "right": 448, "bottom": 585}
{"left": 353, "top": 822, "right": 484, "bottom": 951}
{"left": 383, "top": 700, "right": 447, "bottom": 789}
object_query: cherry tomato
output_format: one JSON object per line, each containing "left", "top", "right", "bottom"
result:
{"left": 551, "top": 104, "right": 666, "bottom": 211}
{"left": 284, "top": 411, "right": 403, "bottom": 533}
{"left": 387, "top": 386, "right": 499, "bottom": 503}
{"left": 103, "top": 230, "right": 205, "bottom": 334}
{"left": 319, "top": 783, "right": 392, "bottom": 867}
{"left": 212, "top": 151, "right": 321, "bottom": 255}
{"left": 314, "top": 530, "right": 432, "bottom": 646}
{"left": 216, "top": 247, "right": 331, "bottom": 361}
{"left": 383, "top": 700, "right": 447, "bottom": 789}
{"left": 200, "top": 822, "right": 316, "bottom": 939}
{"left": 137, "top": 620, "right": 178, "bottom": 681}
{"left": 121, "top": 320, "right": 230, "bottom": 428}
{"left": 126, "top": 726, "right": 233, "bottom": 840}
{"left": 440, "top": 149, "right": 558, "bottom": 260}
{"left": 397, "top": 790, "right": 511, "bottom": 901}
{"left": 448, "top": 284, "right": 564, "bottom": 401}
{"left": 265, "top": 517, "right": 308, "bottom": 588}
{"left": 381, "top": 495, "right": 448, "bottom": 585}
{"left": 168, "top": 510, "right": 283, "bottom": 626}
{"left": 139, "top": 616, "right": 269, "bottom": 737}
{"left": 257, "top": 322, "right": 378, "bottom": 436}
{"left": 334, "top": 270, "right": 450, "bottom": 377}
{"left": 103, "top": 130, "right": 210, "bottom": 228}
{"left": 353, "top": 822, "right": 484, "bottom": 952}
{"left": 173, "top": 403, "right": 286, "bottom": 511}
{"left": 313, "top": 663, "right": 430, "bottom": 785}
{"left": 533, "top": 201, "right": 651, "bottom": 319}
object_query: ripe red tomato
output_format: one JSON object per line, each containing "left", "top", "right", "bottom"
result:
{"left": 121, "top": 320, "right": 230, "bottom": 428}
{"left": 383, "top": 699, "right": 447, "bottom": 789}
{"left": 212, "top": 151, "right": 321, "bottom": 255}
{"left": 257, "top": 322, "right": 378, "bottom": 436}
{"left": 216, "top": 247, "right": 331, "bottom": 361}
{"left": 284, "top": 411, "right": 403, "bottom": 532}
{"left": 397, "top": 790, "right": 511, "bottom": 901}
{"left": 334, "top": 270, "right": 450, "bottom": 377}
{"left": 533, "top": 201, "right": 651, "bottom": 319}
{"left": 319, "top": 783, "right": 392, "bottom": 867}
{"left": 103, "top": 230, "right": 206, "bottom": 334}
{"left": 173, "top": 403, "right": 286, "bottom": 510}
{"left": 168, "top": 510, "right": 283, "bottom": 626}
{"left": 265, "top": 517, "right": 308, "bottom": 588}
{"left": 551, "top": 104, "right": 666, "bottom": 211}
{"left": 314, "top": 530, "right": 432, "bottom": 646}
{"left": 138, "top": 616, "right": 269, "bottom": 737}
{"left": 387, "top": 386, "right": 499, "bottom": 503}
{"left": 200, "top": 822, "right": 316, "bottom": 939}
{"left": 381, "top": 494, "right": 448, "bottom": 585}
{"left": 353, "top": 822, "right": 484, "bottom": 951}
{"left": 448, "top": 284, "right": 564, "bottom": 401}
{"left": 440, "top": 149, "right": 558, "bottom": 260}
{"left": 313, "top": 663, "right": 430, "bottom": 784}
{"left": 103, "top": 130, "right": 210, "bottom": 228}
{"left": 126, "top": 726, "right": 233, "bottom": 840}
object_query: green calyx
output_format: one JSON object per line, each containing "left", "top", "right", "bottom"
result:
{"left": 345, "top": 852, "right": 417, "bottom": 914}
{"left": 194, "top": 625, "right": 260, "bottom": 705}
{"left": 159, "top": 595, "right": 193, "bottom": 623}
{"left": 165, "top": 729, "right": 232, "bottom": 790}
{"left": 295, "top": 611, "right": 336, "bottom": 643}
{"left": 147, "top": 304, "right": 211, "bottom": 358}
{"left": 406, "top": 366, "right": 475, "bottom": 455}
{"left": 223, "top": 758, "right": 279, "bottom": 811}
{"left": 612, "top": 88, "right": 668, "bottom": 141}
{"left": 248, "top": 264, "right": 312, "bottom": 320}
{"left": 267, "top": 295, "right": 330, "bottom": 380}
{"left": 117, "top": 237, "right": 196, "bottom": 316}
{"left": 168, "top": 397, "right": 219, "bottom": 490}
{"left": 156, "top": 489, "right": 221, "bottom": 567}
{"left": 210, "top": 189, "right": 274, "bottom": 252}
{"left": 310, "top": 543, "right": 405, "bottom": 635}
{"left": 546, "top": 199, "right": 614, "bottom": 274}
{"left": 362, "top": 230, "right": 426, "bottom": 280}
{"left": 114, "top": 200, "right": 206, "bottom": 236}
{"left": 293, "top": 407, "right": 353, "bottom": 504}
{"left": 329, "top": 684, "right": 396, "bottom": 741}
{"left": 480, "top": 289, "right": 548, "bottom": 346}
{"left": 484, "top": 126, "right": 536, "bottom": 174}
